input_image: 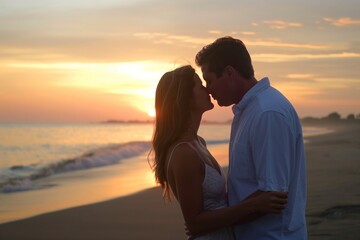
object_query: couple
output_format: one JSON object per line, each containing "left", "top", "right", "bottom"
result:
{"left": 149, "top": 37, "right": 307, "bottom": 239}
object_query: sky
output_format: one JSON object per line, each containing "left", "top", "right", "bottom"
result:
{"left": 0, "top": 0, "right": 359, "bottom": 123}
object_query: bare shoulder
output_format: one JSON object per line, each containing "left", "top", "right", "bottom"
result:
{"left": 166, "top": 141, "right": 205, "bottom": 200}
{"left": 168, "top": 142, "right": 203, "bottom": 175}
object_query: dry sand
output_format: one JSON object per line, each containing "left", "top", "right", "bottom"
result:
{"left": 0, "top": 123, "right": 359, "bottom": 240}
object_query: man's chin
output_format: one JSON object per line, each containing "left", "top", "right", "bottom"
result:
{"left": 217, "top": 101, "right": 232, "bottom": 107}
{"left": 205, "top": 104, "right": 214, "bottom": 112}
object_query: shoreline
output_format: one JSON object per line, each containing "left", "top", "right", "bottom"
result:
{"left": 0, "top": 123, "right": 359, "bottom": 239}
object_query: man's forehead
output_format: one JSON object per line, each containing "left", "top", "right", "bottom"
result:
{"left": 201, "top": 65, "right": 209, "bottom": 77}
{"left": 201, "top": 64, "right": 209, "bottom": 73}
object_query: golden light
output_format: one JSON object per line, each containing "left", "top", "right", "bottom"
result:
{"left": 4, "top": 60, "right": 178, "bottom": 121}
{"left": 148, "top": 108, "right": 156, "bottom": 117}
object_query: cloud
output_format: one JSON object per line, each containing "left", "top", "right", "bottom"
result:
{"left": 133, "top": 32, "right": 215, "bottom": 46}
{"left": 241, "top": 32, "right": 256, "bottom": 36}
{"left": 246, "top": 40, "right": 328, "bottom": 49}
{"left": 286, "top": 74, "right": 315, "bottom": 79}
{"left": 263, "top": 20, "right": 303, "bottom": 29}
{"left": 313, "top": 77, "right": 360, "bottom": 84}
{"left": 3, "top": 60, "right": 169, "bottom": 91}
{"left": 253, "top": 52, "right": 360, "bottom": 62}
{"left": 134, "top": 32, "right": 329, "bottom": 50}
{"left": 324, "top": 17, "right": 360, "bottom": 26}
{"left": 208, "top": 30, "right": 222, "bottom": 35}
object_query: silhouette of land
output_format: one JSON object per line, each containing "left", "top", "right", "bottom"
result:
{"left": 101, "top": 111, "right": 360, "bottom": 127}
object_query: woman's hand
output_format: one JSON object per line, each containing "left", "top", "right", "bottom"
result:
{"left": 250, "top": 191, "right": 288, "bottom": 213}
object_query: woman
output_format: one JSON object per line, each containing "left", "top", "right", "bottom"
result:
{"left": 148, "top": 65, "right": 287, "bottom": 239}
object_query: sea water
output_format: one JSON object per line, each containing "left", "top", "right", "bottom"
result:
{"left": 0, "top": 122, "right": 329, "bottom": 223}
{"left": 0, "top": 123, "right": 231, "bottom": 193}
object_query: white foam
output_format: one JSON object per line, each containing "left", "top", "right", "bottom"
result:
{"left": 0, "top": 141, "right": 151, "bottom": 193}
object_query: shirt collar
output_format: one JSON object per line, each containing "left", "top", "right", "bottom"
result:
{"left": 232, "top": 77, "right": 270, "bottom": 115}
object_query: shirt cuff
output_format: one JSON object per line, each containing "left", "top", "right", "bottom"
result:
{"left": 258, "top": 180, "right": 288, "bottom": 192}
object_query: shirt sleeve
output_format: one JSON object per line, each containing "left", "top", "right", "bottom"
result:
{"left": 251, "top": 111, "right": 294, "bottom": 192}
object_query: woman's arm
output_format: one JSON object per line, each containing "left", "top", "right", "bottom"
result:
{"left": 187, "top": 191, "right": 286, "bottom": 236}
{"left": 168, "top": 144, "right": 287, "bottom": 236}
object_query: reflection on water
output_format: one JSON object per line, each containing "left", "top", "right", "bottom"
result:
{"left": 0, "top": 123, "right": 333, "bottom": 224}
{"left": 0, "top": 153, "right": 156, "bottom": 224}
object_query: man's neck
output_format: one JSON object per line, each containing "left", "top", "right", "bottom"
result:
{"left": 234, "top": 77, "right": 258, "bottom": 104}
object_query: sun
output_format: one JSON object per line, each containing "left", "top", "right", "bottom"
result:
{"left": 148, "top": 108, "right": 156, "bottom": 118}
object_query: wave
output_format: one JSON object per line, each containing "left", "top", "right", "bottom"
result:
{"left": 0, "top": 141, "right": 151, "bottom": 193}
{"left": 206, "top": 139, "right": 229, "bottom": 145}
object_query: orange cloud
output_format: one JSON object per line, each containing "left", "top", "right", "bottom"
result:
{"left": 134, "top": 33, "right": 328, "bottom": 50}
{"left": 241, "top": 32, "right": 256, "bottom": 36}
{"left": 133, "top": 32, "right": 214, "bottom": 46}
{"left": 208, "top": 30, "right": 222, "bottom": 34}
{"left": 246, "top": 40, "right": 328, "bottom": 49}
{"left": 286, "top": 74, "right": 315, "bottom": 79}
{"left": 324, "top": 17, "right": 360, "bottom": 26}
{"left": 253, "top": 52, "right": 360, "bottom": 62}
{"left": 263, "top": 20, "right": 303, "bottom": 29}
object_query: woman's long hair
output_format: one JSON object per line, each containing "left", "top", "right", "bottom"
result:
{"left": 149, "top": 65, "right": 196, "bottom": 200}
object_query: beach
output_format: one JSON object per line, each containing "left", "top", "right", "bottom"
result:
{"left": 0, "top": 122, "right": 359, "bottom": 240}
{"left": 305, "top": 122, "right": 360, "bottom": 239}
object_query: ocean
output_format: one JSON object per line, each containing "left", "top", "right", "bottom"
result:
{"left": 0, "top": 122, "right": 329, "bottom": 223}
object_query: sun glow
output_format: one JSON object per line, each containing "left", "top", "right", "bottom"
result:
{"left": 148, "top": 108, "right": 156, "bottom": 118}
{"left": 5, "top": 60, "right": 176, "bottom": 120}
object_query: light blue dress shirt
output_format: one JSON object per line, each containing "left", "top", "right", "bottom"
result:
{"left": 228, "top": 77, "right": 307, "bottom": 239}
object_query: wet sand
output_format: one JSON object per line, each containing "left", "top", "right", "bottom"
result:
{"left": 0, "top": 123, "right": 359, "bottom": 240}
{"left": 304, "top": 123, "right": 360, "bottom": 240}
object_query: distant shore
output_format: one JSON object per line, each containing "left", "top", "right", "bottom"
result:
{"left": 101, "top": 118, "right": 360, "bottom": 126}
{"left": 0, "top": 122, "right": 359, "bottom": 240}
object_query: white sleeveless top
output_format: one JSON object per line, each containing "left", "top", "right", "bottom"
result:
{"left": 167, "top": 139, "right": 234, "bottom": 240}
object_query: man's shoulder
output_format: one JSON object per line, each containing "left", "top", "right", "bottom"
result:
{"left": 255, "top": 87, "right": 295, "bottom": 114}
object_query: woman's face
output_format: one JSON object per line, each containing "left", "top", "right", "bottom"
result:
{"left": 191, "top": 74, "right": 214, "bottom": 113}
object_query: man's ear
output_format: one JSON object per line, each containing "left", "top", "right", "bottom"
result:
{"left": 224, "top": 65, "right": 237, "bottom": 79}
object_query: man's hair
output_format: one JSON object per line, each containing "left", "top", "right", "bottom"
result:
{"left": 195, "top": 36, "right": 254, "bottom": 79}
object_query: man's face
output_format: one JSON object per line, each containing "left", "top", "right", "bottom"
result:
{"left": 201, "top": 64, "right": 233, "bottom": 107}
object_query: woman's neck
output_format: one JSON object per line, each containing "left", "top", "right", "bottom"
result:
{"left": 179, "top": 112, "right": 202, "bottom": 141}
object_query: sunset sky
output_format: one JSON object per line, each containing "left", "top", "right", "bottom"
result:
{"left": 0, "top": 0, "right": 359, "bottom": 122}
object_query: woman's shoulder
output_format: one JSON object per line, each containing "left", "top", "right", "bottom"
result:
{"left": 168, "top": 140, "right": 196, "bottom": 160}
{"left": 167, "top": 140, "right": 203, "bottom": 171}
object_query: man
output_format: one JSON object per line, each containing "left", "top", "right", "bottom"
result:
{"left": 195, "top": 36, "right": 307, "bottom": 239}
